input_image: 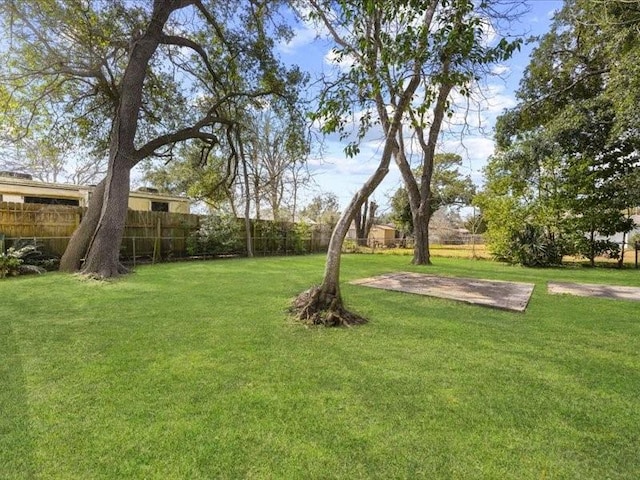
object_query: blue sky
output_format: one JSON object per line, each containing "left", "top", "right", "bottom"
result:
{"left": 276, "top": 0, "right": 564, "bottom": 214}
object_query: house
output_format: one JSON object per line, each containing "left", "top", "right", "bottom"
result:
{"left": 0, "top": 172, "right": 189, "bottom": 213}
{"left": 368, "top": 224, "right": 399, "bottom": 246}
{"left": 347, "top": 222, "right": 399, "bottom": 247}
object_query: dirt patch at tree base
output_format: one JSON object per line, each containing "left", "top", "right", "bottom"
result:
{"left": 291, "top": 287, "right": 368, "bottom": 327}
{"left": 351, "top": 272, "right": 535, "bottom": 312}
{"left": 548, "top": 282, "right": 640, "bottom": 302}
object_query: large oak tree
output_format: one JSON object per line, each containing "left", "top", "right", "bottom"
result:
{"left": 1, "top": 0, "right": 301, "bottom": 277}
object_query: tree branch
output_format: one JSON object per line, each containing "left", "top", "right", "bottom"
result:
{"left": 133, "top": 115, "right": 236, "bottom": 163}
{"left": 159, "top": 34, "right": 219, "bottom": 82}
{"left": 523, "top": 67, "right": 610, "bottom": 111}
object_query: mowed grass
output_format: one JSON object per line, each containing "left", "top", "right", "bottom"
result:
{"left": 1, "top": 254, "right": 639, "bottom": 479}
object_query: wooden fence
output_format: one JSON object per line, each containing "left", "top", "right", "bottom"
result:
{"left": 0, "top": 201, "right": 200, "bottom": 258}
{"left": 0, "top": 202, "right": 330, "bottom": 260}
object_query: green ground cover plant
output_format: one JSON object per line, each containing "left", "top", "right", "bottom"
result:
{"left": 1, "top": 255, "right": 639, "bottom": 479}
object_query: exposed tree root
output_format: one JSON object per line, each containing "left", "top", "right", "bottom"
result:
{"left": 291, "top": 286, "right": 368, "bottom": 327}
{"left": 80, "top": 262, "right": 129, "bottom": 280}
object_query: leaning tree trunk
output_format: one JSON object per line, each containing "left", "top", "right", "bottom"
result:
{"left": 292, "top": 122, "right": 405, "bottom": 326}
{"left": 59, "top": 1, "right": 177, "bottom": 277}
{"left": 292, "top": 189, "right": 373, "bottom": 326}
{"left": 80, "top": 160, "right": 132, "bottom": 277}
{"left": 59, "top": 180, "right": 106, "bottom": 272}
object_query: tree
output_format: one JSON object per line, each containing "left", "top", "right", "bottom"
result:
{"left": 476, "top": 128, "right": 567, "bottom": 264}
{"left": 300, "top": 193, "right": 341, "bottom": 229}
{"left": 244, "top": 108, "right": 311, "bottom": 221}
{"left": 292, "top": 0, "right": 519, "bottom": 325}
{"left": 389, "top": 153, "right": 475, "bottom": 236}
{"left": 140, "top": 142, "right": 230, "bottom": 207}
{"left": 1, "top": 0, "right": 301, "bottom": 277}
{"left": 481, "top": 0, "right": 640, "bottom": 266}
{"left": 390, "top": 6, "right": 521, "bottom": 265}
{"left": 390, "top": 187, "right": 413, "bottom": 237}
{"left": 0, "top": 125, "right": 106, "bottom": 185}
{"left": 354, "top": 199, "right": 377, "bottom": 246}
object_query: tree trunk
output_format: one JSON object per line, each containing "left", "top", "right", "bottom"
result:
{"left": 59, "top": 180, "right": 105, "bottom": 272}
{"left": 618, "top": 231, "right": 626, "bottom": 268}
{"left": 364, "top": 201, "right": 377, "bottom": 243}
{"left": 412, "top": 206, "right": 432, "bottom": 265}
{"left": 292, "top": 190, "right": 371, "bottom": 326}
{"left": 354, "top": 200, "right": 369, "bottom": 246}
{"left": 292, "top": 129, "right": 403, "bottom": 325}
{"left": 58, "top": 1, "right": 177, "bottom": 277}
{"left": 242, "top": 158, "right": 254, "bottom": 257}
{"left": 80, "top": 160, "right": 132, "bottom": 277}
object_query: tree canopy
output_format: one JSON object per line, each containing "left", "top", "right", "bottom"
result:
{"left": 390, "top": 153, "right": 476, "bottom": 235}
{"left": 478, "top": 0, "right": 640, "bottom": 266}
{"left": 1, "top": 0, "right": 305, "bottom": 276}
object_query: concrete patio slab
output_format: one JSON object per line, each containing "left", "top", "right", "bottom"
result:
{"left": 351, "top": 272, "right": 535, "bottom": 312}
{"left": 548, "top": 282, "right": 640, "bottom": 302}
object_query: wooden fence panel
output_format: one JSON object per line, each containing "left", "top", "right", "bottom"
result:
{"left": 0, "top": 202, "right": 82, "bottom": 255}
{"left": 0, "top": 201, "right": 329, "bottom": 259}
{"left": 0, "top": 201, "right": 201, "bottom": 258}
{"left": 121, "top": 210, "right": 200, "bottom": 259}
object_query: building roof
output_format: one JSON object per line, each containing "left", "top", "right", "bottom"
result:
{"left": 0, "top": 174, "right": 188, "bottom": 202}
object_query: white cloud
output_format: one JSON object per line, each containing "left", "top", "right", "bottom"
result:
{"left": 479, "top": 18, "right": 498, "bottom": 46}
{"left": 491, "top": 64, "right": 511, "bottom": 76}
{"left": 441, "top": 136, "right": 496, "bottom": 174}
{"left": 481, "top": 84, "right": 517, "bottom": 114}
{"left": 323, "top": 48, "right": 357, "bottom": 72}
{"left": 279, "top": 25, "right": 317, "bottom": 55}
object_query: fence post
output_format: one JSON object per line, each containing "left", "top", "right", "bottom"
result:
{"left": 152, "top": 217, "right": 161, "bottom": 264}
{"left": 0, "top": 233, "right": 4, "bottom": 254}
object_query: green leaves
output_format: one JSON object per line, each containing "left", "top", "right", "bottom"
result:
{"left": 484, "top": 0, "right": 640, "bottom": 266}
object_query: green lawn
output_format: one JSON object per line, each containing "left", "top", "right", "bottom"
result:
{"left": 2, "top": 254, "right": 639, "bottom": 479}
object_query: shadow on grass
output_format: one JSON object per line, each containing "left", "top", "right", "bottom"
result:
{"left": 0, "top": 320, "right": 36, "bottom": 478}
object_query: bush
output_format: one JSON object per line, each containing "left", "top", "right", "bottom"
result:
{"left": 187, "top": 213, "right": 243, "bottom": 256}
{"left": 507, "top": 224, "right": 564, "bottom": 267}
{"left": 569, "top": 236, "right": 621, "bottom": 264}
{"left": 0, "top": 251, "right": 23, "bottom": 278}
{"left": 290, "top": 221, "right": 311, "bottom": 254}
{"left": 0, "top": 242, "right": 51, "bottom": 278}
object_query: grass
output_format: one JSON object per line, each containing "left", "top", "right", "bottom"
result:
{"left": 2, "top": 254, "right": 639, "bottom": 479}
{"left": 368, "top": 242, "right": 640, "bottom": 265}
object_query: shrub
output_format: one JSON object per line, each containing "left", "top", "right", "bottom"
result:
{"left": 0, "top": 242, "right": 51, "bottom": 278}
{"left": 187, "top": 213, "right": 243, "bottom": 256}
{"left": 0, "top": 251, "right": 23, "bottom": 278}
{"left": 290, "top": 221, "right": 311, "bottom": 254}
{"left": 507, "top": 224, "right": 564, "bottom": 267}
{"left": 342, "top": 238, "right": 361, "bottom": 253}
{"left": 569, "top": 236, "right": 621, "bottom": 264}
